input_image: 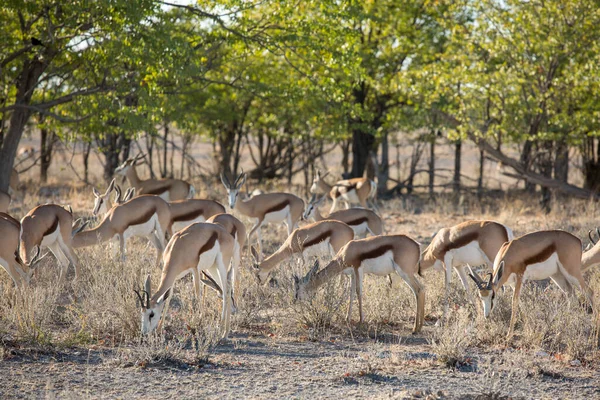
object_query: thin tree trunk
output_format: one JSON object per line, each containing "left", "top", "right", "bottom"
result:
{"left": 477, "top": 147, "right": 485, "bottom": 198}
{"left": 554, "top": 138, "right": 568, "bottom": 183}
{"left": 453, "top": 139, "right": 462, "bottom": 194}
{"left": 40, "top": 128, "right": 56, "bottom": 183}
{"left": 83, "top": 141, "right": 92, "bottom": 183}
{"left": 428, "top": 134, "right": 436, "bottom": 199}
{"left": 161, "top": 123, "right": 169, "bottom": 178}
{"left": 377, "top": 131, "right": 389, "bottom": 192}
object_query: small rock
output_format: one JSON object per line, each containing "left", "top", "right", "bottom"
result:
{"left": 570, "top": 359, "right": 582, "bottom": 367}
{"left": 535, "top": 351, "right": 549, "bottom": 358}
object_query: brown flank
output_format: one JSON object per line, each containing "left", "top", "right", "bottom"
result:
{"left": 346, "top": 216, "right": 368, "bottom": 226}
{"left": 303, "top": 230, "right": 332, "bottom": 248}
{"left": 145, "top": 184, "right": 172, "bottom": 195}
{"left": 0, "top": 212, "right": 20, "bottom": 228}
{"left": 129, "top": 207, "right": 157, "bottom": 226}
{"left": 523, "top": 243, "right": 556, "bottom": 266}
{"left": 265, "top": 199, "right": 290, "bottom": 214}
{"left": 358, "top": 244, "right": 394, "bottom": 263}
{"left": 173, "top": 208, "right": 204, "bottom": 222}
{"left": 440, "top": 231, "right": 479, "bottom": 255}
{"left": 199, "top": 232, "right": 218, "bottom": 256}
{"left": 43, "top": 216, "right": 59, "bottom": 237}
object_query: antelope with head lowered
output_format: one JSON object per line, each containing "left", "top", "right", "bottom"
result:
{"left": 294, "top": 234, "right": 425, "bottom": 333}
{"left": 419, "top": 220, "right": 513, "bottom": 321}
{"left": 469, "top": 230, "right": 594, "bottom": 338}
{"left": 303, "top": 194, "right": 383, "bottom": 238}
{"left": 0, "top": 212, "right": 43, "bottom": 287}
{"left": 310, "top": 169, "right": 378, "bottom": 214}
{"left": 115, "top": 154, "right": 195, "bottom": 201}
{"left": 169, "top": 199, "right": 226, "bottom": 233}
{"left": 20, "top": 205, "right": 87, "bottom": 283}
{"left": 74, "top": 195, "right": 172, "bottom": 265}
{"left": 220, "top": 171, "right": 304, "bottom": 258}
{"left": 135, "top": 223, "right": 234, "bottom": 339}
{"left": 252, "top": 220, "right": 355, "bottom": 285}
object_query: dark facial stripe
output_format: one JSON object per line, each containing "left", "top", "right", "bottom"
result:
{"left": 145, "top": 184, "right": 171, "bottom": 195}
{"left": 523, "top": 243, "right": 556, "bottom": 265}
{"left": 43, "top": 216, "right": 59, "bottom": 237}
{"left": 441, "top": 231, "right": 478, "bottom": 254}
{"left": 173, "top": 208, "right": 204, "bottom": 222}
{"left": 199, "top": 232, "right": 218, "bottom": 256}
{"left": 345, "top": 217, "right": 368, "bottom": 226}
{"left": 303, "top": 230, "right": 332, "bottom": 248}
{"left": 129, "top": 207, "right": 157, "bottom": 226}
{"left": 358, "top": 244, "right": 394, "bottom": 263}
{"left": 265, "top": 199, "right": 290, "bottom": 214}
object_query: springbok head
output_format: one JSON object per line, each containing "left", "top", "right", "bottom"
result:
{"left": 310, "top": 169, "right": 329, "bottom": 194}
{"left": 135, "top": 275, "right": 171, "bottom": 335}
{"left": 468, "top": 263, "right": 502, "bottom": 318}
{"left": 292, "top": 260, "right": 320, "bottom": 302}
{"left": 220, "top": 171, "right": 247, "bottom": 210}
{"left": 302, "top": 193, "right": 327, "bottom": 221}
{"left": 92, "top": 178, "right": 116, "bottom": 216}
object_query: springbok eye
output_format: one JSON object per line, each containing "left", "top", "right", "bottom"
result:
{"left": 149, "top": 311, "right": 155, "bottom": 319}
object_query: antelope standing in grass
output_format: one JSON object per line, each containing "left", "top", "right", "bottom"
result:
{"left": 581, "top": 228, "right": 600, "bottom": 271}
{"left": 419, "top": 220, "right": 513, "bottom": 320}
{"left": 0, "top": 212, "right": 41, "bottom": 287}
{"left": 294, "top": 234, "right": 425, "bottom": 333}
{"left": 310, "top": 169, "right": 377, "bottom": 213}
{"left": 115, "top": 154, "right": 195, "bottom": 201}
{"left": 20, "top": 205, "right": 83, "bottom": 283}
{"left": 170, "top": 199, "right": 226, "bottom": 233}
{"left": 0, "top": 190, "right": 10, "bottom": 213}
{"left": 469, "top": 230, "right": 594, "bottom": 338}
{"left": 74, "top": 195, "right": 172, "bottom": 265}
{"left": 253, "top": 220, "right": 355, "bottom": 284}
{"left": 303, "top": 194, "right": 383, "bottom": 238}
{"left": 220, "top": 172, "right": 304, "bottom": 257}
{"left": 135, "top": 223, "right": 234, "bottom": 338}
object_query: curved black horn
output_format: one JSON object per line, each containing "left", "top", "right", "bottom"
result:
{"left": 134, "top": 289, "right": 145, "bottom": 307}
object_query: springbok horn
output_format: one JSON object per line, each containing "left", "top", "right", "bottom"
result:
{"left": 134, "top": 289, "right": 145, "bottom": 307}
{"left": 114, "top": 185, "right": 123, "bottom": 203}
{"left": 220, "top": 173, "right": 231, "bottom": 188}
{"left": 27, "top": 246, "right": 42, "bottom": 267}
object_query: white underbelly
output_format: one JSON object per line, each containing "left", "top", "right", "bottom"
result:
{"left": 302, "top": 239, "right": 331, "bottom": 259}
{"left": 172, "top": 216, "right": 206, "bottom": 233}
{"left": 340, "top": 190, "right": 360, "bottom": 204}
{"left": 123, "top": 215, "right": 158, "bottom": 240}
{"left": 448, "top": 241, "right": 489, "bottom": 268}
{"left": 350, "top": 222, "right": 369, "bottom": 236}
{"left": 510, "top": 253, "right": 559, "bottom": 282}
{"left": 158, "top": 192, "right": 171, "bottom": 202}
{"left": 343, "top": 250, "right": 395, "bottom": 276}
{"left": 263, "top": 205, "right": 290, "bottom": 223}
{"left": 41, "top": 223, "right": 60, "bottom": 247}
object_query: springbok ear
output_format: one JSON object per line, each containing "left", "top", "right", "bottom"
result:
{"left": 320, "top": 170, "right": 330, "bottom": 179}
{"left": 220, "top": 173, "right": 230, "bottom": 188}
{"left": 93, "top": 187, "right": 101, "bottom": 197}
{"left": 235, "top": 172, "right": 247, "bottom": 189}
{"left": 158, "top": 288, "right": 171, "bottom": 304}
{"left": 144, "top": 274, "right": 152, "bottom": 296}
{"left": 316, "top": 195, "right": 327, "bottom": 205}
{"left": 315, "top": 169, "right": 321, "bottom": 179}
{"left": 250, "top": 246, "right": 260, "bottom": 263}
{"left": 107, "top": 178, "right": 116, "bottom": 193}
{"left": 493, "top": 261, "right": 504, "bottom": 286}
{"left": 308, "top": 193, "right": 316, "bottom": 203}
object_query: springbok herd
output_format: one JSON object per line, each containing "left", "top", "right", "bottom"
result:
{"left": 1, "top": 155, "right": 599, "bottom": 342}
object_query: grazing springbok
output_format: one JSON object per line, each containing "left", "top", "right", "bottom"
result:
{"left": 419, "top": 220, "right": 513, "bottom": 320}
{"left": 469, "top": 230, "right": 594, "bottom": 338}
{"left": 0, "top": 190, "right": 10, "bottom": 213}
{"left": 74, "top": 195, "right": 172, "bottom": 265}
{"left": 294, "top": 234, "right": 425, "bottom": 333}
{"left": 115, "top": 154, "right": 195, "bottom": 201}
{"left": 0, "top": 212, "right": 40, "bottom": 287}
{"left": 170, "top": 199, "right": 226, "bottom": 233}
{"left": 581, "top": 228, "right": 600, "bottom": 271}
{"left": 303, "top": 194, "right": 383, "bottom": 237}
{"left": 20, "top": 205, "right": 83, "bottom": 283}
{"left": 220, "top": 172, "right": 304, "bottom": 257}
{"left": 135, "top": 223, "right": 234, "bottom": 338}
{"left": 310, "top": 169, "right": 377, "bottom": 213}
{"left": 253, "top": 220, "right": 355, "bottom": 284}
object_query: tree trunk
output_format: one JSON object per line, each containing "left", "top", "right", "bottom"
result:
{"left": 554, "top": 138, "right": 568, "bottom": 183}
{"left": 341, "top": 139, "right": 350, "bottom": 177}
{"left": 477, "top": 147, "right": 485, "bottom": 198}
{"left": 520, "top": 139, "right": 536, "bottom": 193}
{"left": 161, "top": 123, "right": 169, "bottom": 178}
{"left": 428, "top": 135, "right": 436, "bottom": 198}
{"left": 377, "top": 131, "right": 389, "bottom": 192}
{"left": 539, "top": 140, "right": 553, "bottom": 213}
{"left": 453, "top": 139, "right": 462, "bottom": 194}
{"left": 40, "top": 128, "right": 56, "bottom": 183}
{"left": 83, "top": 141, "right": 91, "bottom": 183}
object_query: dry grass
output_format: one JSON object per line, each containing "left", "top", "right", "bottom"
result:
{"left": 1, "top": 179, "right": 600, "bottom": 382}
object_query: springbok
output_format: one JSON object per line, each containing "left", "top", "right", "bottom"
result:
{"left": 294, "top": 234, "right": 425, "bottom": 333}
{"left": 220, "top": 172, "right": 304, "bottom": 257}
{"left": 253, "top": 220, "right": 355, "bottom": 284}
{"left": 469, "top": 230, "right": 594, "bottom": 338}
{"left": 0, "top": 212, "right": 39, "bottom": 287}
{"left": 91, "top": 180, "right": 136, "bottom": 217}
{"left": 170, "top": 199, "right": 226, "bottom": 233}
{"left": 419, "top": 220, "right": 513, "bottom": 320}
{"left": 303, "top": 194, "right": 383, "bottom": 237}
{"left": 310, "top": 169, "right": 377, "bottom": 213}
{"left": 581, "top": 228, "right": 600, "bottom": 271}
{"left": 74, "top": 195, "right": 172, "bottom": 265}
{"left": 20, "top": 204, "right": 83, "bottom": 283}
{"left": 135, "top": 223, "right": 234, "bottom": 338}
{"left": 0, "top": 190, "right": 10, "bottom": 213}
{"left": 115, "top": 154, "right": 195, "bottom": 201}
